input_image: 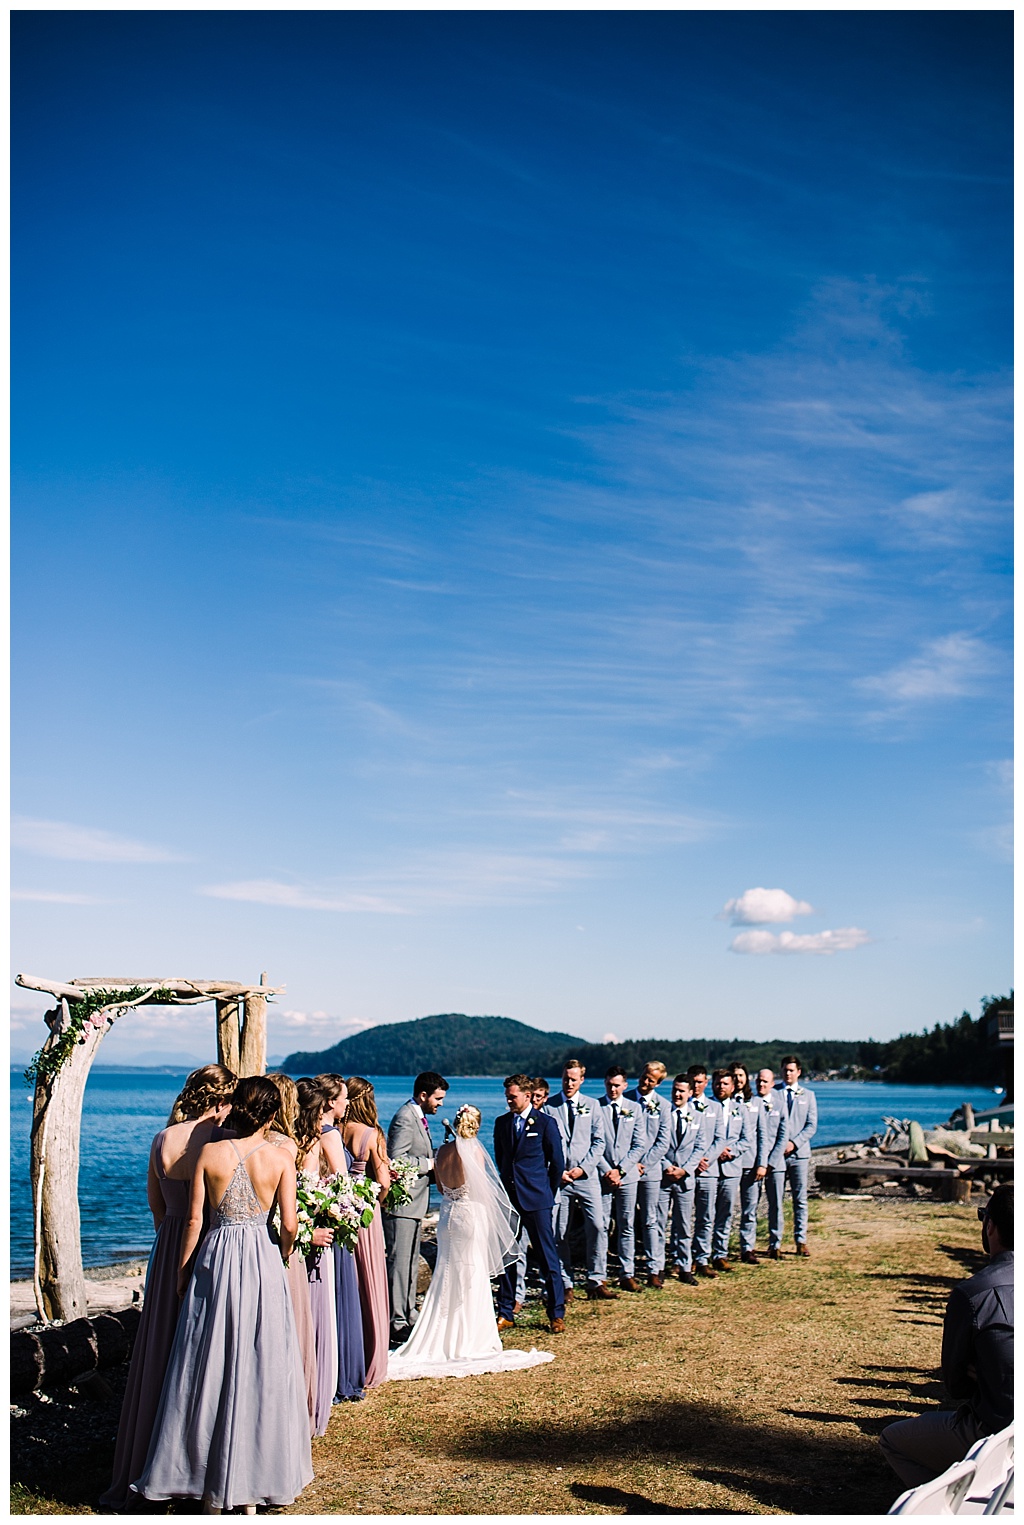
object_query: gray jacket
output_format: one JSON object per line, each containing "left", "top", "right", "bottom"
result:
{"left": 942, "top": 1250, "right": 1014, "bottom": 1434}
{"left": 624, "top": 1087, "right": 672, "bottom": 1176}
{"left": 713, "top": 1096, "right": 753, "bottom": 1180}
{"left": 660, "top": 1105, "right": 706, "bottom": 1187}
{"left": 774, "top": 1084, "right": 818, "bottom": 1159}
{"left": 384, "top": 1100, "right": 434, "bottom": 1220}
{"left": 597, "top": 1095, "right": 647, "bottom": 1183}
{"left": 544, "top": 1092, "right": 605, "bottom": 1178}
{"left": 758, "top": 1093, "right": 789, "bottom": 1168}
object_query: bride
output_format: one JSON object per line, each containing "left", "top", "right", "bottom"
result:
{"left": 387, "top": 1106, "right": 554, "bottom": 1380}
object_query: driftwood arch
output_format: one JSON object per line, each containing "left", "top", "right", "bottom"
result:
{"left": 17, "top": 972, "right": 284, "bottom": 1323}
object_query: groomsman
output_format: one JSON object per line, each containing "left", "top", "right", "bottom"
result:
{"left": 597, "top": 1066, "right": 647, "bottom": 1291}
{"left": 707, "top": 1068, "right": 753, "bottom": 1270}
{"left": 657, "top": 1075, "right": 705, "bottom": 1285}
{"left": 753, "top": 1067, "right": 793, "bottom": 1256}
{"left": 769, "top": 1056, "right": 818, "bottom": 1256}
{"left": 383, "top": 1070, "right": 449, "bottom": 1346}
{"left": 690, "top": 1068, "right": 723, "bottom": 1278}
{"left": 545, "top": 1061, "right": 618, "bottom": 1301}
{"left": 625, "top": 1063, "right": 671, "bottom": 1286}
{"left": 494, "top": 1074, "right": 566, "bottom": 1332}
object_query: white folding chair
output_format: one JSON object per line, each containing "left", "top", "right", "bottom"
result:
{"left": 960, "top": 1427, "right": 1015, "bottom": 1514}
{"left": 890, "top": 1459, "right": 978, "bottom": 1515}
{"left": 983, "top": 1471, "right": 1014, "bottom": 1515}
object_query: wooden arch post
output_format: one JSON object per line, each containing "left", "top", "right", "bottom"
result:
{"left": 17, "top": 973, "right": 282, "bottom": 1323}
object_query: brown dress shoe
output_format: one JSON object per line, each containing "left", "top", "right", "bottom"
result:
{"left": 586, "top": 1282, "right": 619, "bottom": 1300}
{"left": 711, "top": 1258, "right": 732, "bottom": 1272}
{"left": 496, "top": 1317, "right": 516, "bottom": 1331}
{"left": 696, "top": 1263, "right": 718, "bottom": 1278}
{"left": 564, "top": 1288, "right": 575, "bottom": 1302}
{"left": 513, "top": 1301, "right": 523, "bottom": 1313}
{"left": 647, "top": 1274, "right": 665, "bottom": 1289}
{"left": 796, "top": 1242, "right": 810, "bottom": 1257}
{"left": 740, "top": 1252, "right": 760, "bottom": 1265}
{"left": 549, "top": 1317, "right": 566, "bottom": 1333}
{"left": 766, "top": 1247, "right": 781, "bottom": 1260}
{"left": 619, "top": 1276, "right": 642, "bottom": 1292}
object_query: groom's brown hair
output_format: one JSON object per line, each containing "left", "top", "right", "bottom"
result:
{"left": 504, "top": 1074, "right": 532, "bottom": 1091}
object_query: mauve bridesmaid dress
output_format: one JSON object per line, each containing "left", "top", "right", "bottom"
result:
{"left": 348, "top": 1128, "right": 391, "bottom": 1389}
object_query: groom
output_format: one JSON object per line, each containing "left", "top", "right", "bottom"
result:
{"left": 494, "top": 1074, "right": 566, "bottom": 1333}
{"left": 384, "top": 1070, "right": 449, "bottom": 1347}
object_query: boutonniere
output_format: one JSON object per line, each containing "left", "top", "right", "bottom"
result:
{"left": 642, "top": 1095, "right": 659, "bottom": 1113}
{"left": 693, "top": 1098, "right": 707, "bottom": 1110}
{"left": 575, "top": 1103, "right": 590, "bottom": 1116}
{"left": 619, "top": 1105, "right": 634, "bottom": 1119}
{"left": 791, "top": 1085, "right": 804, "bottom": 1096}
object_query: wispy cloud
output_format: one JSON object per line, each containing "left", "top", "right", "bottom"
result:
{"left": 12, "top": 816, "right": 186, "bottom": 864}
{"left": 12, "top": 888, "right": 107, "bottom": 905}
{"left": 857, "top": 633, "right": 1001, "bottom": 705}
{"left": 720, "top": 887, "right": 814, "bottom": 925}
{"left": 200, "top": 880, "right": 408, "bottom": 915}
{"left": 730, "top": 926, "right": 871, "bottom": 956}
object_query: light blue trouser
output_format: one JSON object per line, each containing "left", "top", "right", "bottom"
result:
{"left": 692, "top": 1174, "right": 717, "bottom": 1264}
{"left": 602, "top": 1179, "right": 638, "bottom": 1277}
{"left": 767, "top": 1158, "right": 810, "bottom": 1246}
{"left": 738, "top": 1167, "right": 762, "bottom": 1253}
{"left": 553, "top": 1179, "right": 608, "bottom": 1287}
{"left": 711, "top": 1176, "right": 741, "bottom": 1259}
{"left": 636, "top": 1176, "right": 664, "bottom": 1273}
{"left": 658, "top": 1182, "right": 695, "bottom": 1270}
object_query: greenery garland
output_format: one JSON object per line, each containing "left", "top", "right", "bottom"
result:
{"left": 24, "top": 986, "right": 180, "bottom": 1087}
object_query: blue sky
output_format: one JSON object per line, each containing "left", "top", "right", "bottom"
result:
{"left": 12, "top": 12, "right": 1011, "bottom": 1064}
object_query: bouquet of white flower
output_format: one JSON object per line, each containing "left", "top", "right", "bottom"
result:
{"left": 295, "top": 1173, "right": 380, "bottom": 1257}
{"left": 384, "top": 1154, "right": 421, "bottom": 1212}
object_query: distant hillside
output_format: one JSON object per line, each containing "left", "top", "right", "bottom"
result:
{"left": 282, "top": 1013, "right": 583, "bottom": 1078}
{"left": 281, "top": 998, "right": 1012, "bottom": 1084}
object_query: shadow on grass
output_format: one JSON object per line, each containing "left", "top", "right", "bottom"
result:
{"left": 448, "top": 1397, "right": 898, "bottom": 1514}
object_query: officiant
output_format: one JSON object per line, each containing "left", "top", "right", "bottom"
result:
{"left": 384, "top": 1071, "right": 450, "bottom": 1348}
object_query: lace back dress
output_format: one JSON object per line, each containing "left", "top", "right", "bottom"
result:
{"left": 133, "top": 1139, "right": 313, "bottom": 1510}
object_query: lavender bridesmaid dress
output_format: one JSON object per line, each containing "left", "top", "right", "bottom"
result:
{"left": 303, "top": 1161, "right": 339, "bottom": 1436}
{"left": 133, "top": 1140, "right": 312, "bottom": 1510}
{"left": 321, "top": 1128, "right": 366, "bottom": 1402}
{"left": 349, "top": 1128, "right": 391, "bottom": 1389}
{"left": 99, "top": 1137, "right": 189, "bottom": 1509}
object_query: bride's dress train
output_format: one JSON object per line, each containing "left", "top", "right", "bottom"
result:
{"left": 388, "top": 1145, "right": 553, "bottom": 1381}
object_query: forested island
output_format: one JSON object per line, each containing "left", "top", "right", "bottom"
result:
{"left": 282, "top": 994, "right": 1012, "bottom": 1085}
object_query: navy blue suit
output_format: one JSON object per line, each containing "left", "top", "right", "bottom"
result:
{"left": 493, "top": 1106, "right": 566, "bottom": 1320}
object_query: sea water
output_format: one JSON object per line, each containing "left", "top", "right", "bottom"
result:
{"left": 9, "top": 1069, "right": 1002, "bottom": 1278}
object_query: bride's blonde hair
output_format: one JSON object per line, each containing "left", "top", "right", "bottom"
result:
{"left": 454, "top": 1105, "right": 481, "bottom": 1139}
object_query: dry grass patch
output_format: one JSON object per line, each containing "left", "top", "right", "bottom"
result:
{"left": 296, "top": 1197, "right": 982, "bottom": 1516}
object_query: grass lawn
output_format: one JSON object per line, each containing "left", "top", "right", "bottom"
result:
{"left": 11, "top": 1196, "right": 984, "bottom": 1515}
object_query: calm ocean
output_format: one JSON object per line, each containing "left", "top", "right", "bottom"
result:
{"left": 9, "top": 1069, "right": 1002, "bottom": 1278}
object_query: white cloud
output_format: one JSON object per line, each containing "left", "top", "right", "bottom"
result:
{"left": 602, "top": 1032, "right": 621, "bottom": 1045}
{"left": 12, "top": 888, "right": 106, "bottom": 904}
{"left": 857, "top": 633, "right": 1000, "bottom": 705}
{"left": 12, "top": 816, "right": 186, "bottom": 863}
{"left": 720, "top": 887, "right": 814, "bottom": 925}
{"left": 730, "top": 926, "right": 871, "bottom": 956}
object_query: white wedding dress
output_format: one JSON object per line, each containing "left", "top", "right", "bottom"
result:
{"left": 387, "top": 1137, "right": 554, "bottom": 1381}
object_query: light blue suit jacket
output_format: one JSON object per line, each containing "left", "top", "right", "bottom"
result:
{"left": 660, "top": 1104, "right": 705, "bottom": 1187}
{"left": 758, "top": 1093, "right": 788, "bottom": 1168}
{"left": 597, "top": 1095, "right": 647, "bottom": 1183}
{"left": 544, "top": 1092, "right": 605, "bottom": 1178}
{"left": 624, "top": 1087, "right": 671, "bottom": 1177}
{"left": 774, "top": 1084, "right": 818, "bottom": 1159}
{"left": 691, "top": 1095, "right": 723, "bottom": 1180}
{"left": 713, "top": 1096, "right": 753, "bottom": 1180}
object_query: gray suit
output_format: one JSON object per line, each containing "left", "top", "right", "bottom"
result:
{"left": 597, "top": 1095, "right": 646, "bottom": 1279}
{"left": 768, "top": 1083, "right": 817, "bottom": 1247}
{"left": 690, "top": 1097, "right": 722, "bottom": 1266}
{"left": 625, "top": 1087, "right": 671, "bottom": 1276}
{"left": 710, "top": 1096, "right": 754, "bottom": 1259}
{"left": 657, "top": 1103, "right": 706, "bottom": 1272}
{"left": 383, "top": 1100, "right": 435, "bottom": 1340}
{"left": 545, "top": 1091, "right": 608, "bottom": 1288}
{"left": 740, "top": 1093, "right": 787, "bottom": 1252}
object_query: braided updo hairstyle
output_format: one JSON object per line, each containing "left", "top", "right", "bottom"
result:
{"left": 167, "top": 1063, "right": 237, "bottom": 1125}
{"left": 227, "top": 1076, "right": 281, "bottom": 1138}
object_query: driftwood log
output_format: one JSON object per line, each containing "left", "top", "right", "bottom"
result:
{"left": 11, "top": 1307, "right": 142, "bottom": 1396}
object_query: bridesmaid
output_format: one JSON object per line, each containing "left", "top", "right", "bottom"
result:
{"left": 133, "top": 1076, "right": 312, "bottom": 1512}
{"left": 316, "top": 1073, "right": 366, "bottom": 1402}
{"left": 266, "top": 1073, "right": 318, "bottom": 1438}
{"left": 295, "top": 1078, "right": 338, "bottom": 1435}
{"left": 100, "top": 1063, "right": 236, "bottom": 1511}
{"left": 340, "top": 1077, "right": 392, "bottom": 1390}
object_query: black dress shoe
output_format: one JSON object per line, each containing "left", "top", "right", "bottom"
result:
{"left": 678, "top": 1271, "right": 699, "bottom": 1286}
{"left": 766, "top": 1247, "right": 781, "bottom": 1260}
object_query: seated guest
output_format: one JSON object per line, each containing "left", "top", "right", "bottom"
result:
{"left": 657, "top": 1075, "right": 705, "bottom": 1286}
{"left": 879, "top": 1185, "right": 1013, "bottom": 1490}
